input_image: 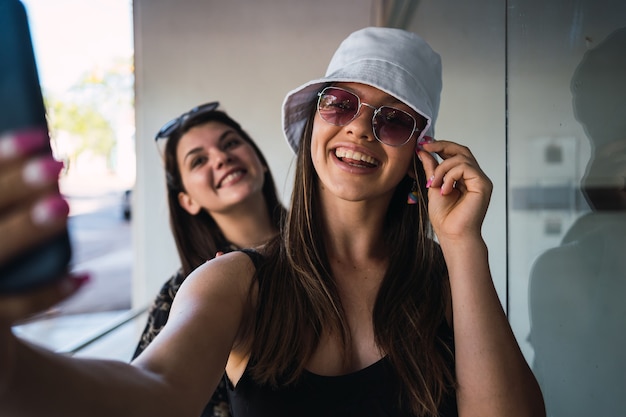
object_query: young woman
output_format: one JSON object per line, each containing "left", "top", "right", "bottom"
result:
{"left": 135, "top": 103, "right": 287, "bottom": 416}
{"left": 0, "top": 27, "right": 545, "bottom": 417}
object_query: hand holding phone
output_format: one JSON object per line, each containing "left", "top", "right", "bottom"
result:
{"left": 0, "top": 0, "right": 72, "bottom": 293}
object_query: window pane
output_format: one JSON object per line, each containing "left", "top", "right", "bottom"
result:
{"left": 507, "top": 2, "right": 626, "bottom": 416}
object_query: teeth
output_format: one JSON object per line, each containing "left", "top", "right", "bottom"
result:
{"left": 219, "top": 171, "right": 243, "bottom": 187}
{"left": 335, "top": 148, "right": 379, "bottom": 166}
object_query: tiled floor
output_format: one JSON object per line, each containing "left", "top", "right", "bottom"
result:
{"left": 13, "top": 309, "right": 148, "bottom": 361}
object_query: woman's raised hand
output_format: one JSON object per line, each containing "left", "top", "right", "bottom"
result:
{"left": 417, "top": 138, "right": 493, "bottom": 243}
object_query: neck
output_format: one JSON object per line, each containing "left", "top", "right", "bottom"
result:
{"left": 320, "top": 194, "right": 390, "bottom": 265}
{"left": 212, "top": 197, "right": 278, "bottom": 249}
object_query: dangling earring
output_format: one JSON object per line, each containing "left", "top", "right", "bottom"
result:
{"left": 407, "top": 180, "right": 418, "bottom": 204}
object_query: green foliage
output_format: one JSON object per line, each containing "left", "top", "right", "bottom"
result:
{"left": 43, "top": 57, "right": 134, "bottom": 171}
{"left": 48, "top": 100, "right": 115, "bottom": 156}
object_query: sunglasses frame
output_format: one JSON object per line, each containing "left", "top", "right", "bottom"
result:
{"left": 154, "top": 101, "right": 220, "bottom": 142}
{"left": 316, "top": 86, "right": 420, "bottom": 147}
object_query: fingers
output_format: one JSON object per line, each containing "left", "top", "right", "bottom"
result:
{"left": 0, "top": 129, "right": 63, "bottom": 211}
{"left": 416, "top": 139, "right": 491, "bottom": 196}
{"left": 0, "top": 129, "right": 79, "bottom": 323}
{"left": 0, "top": 128, "right": 68, "bottom": 265}
{"left": 421, "top": 139, "right": 474, "bottom": 161}
{"left": 0, "top": 194, "right": 69, "bottom": 265}
{"left": 0, "top": 128, "right": 50, "bottom": 160}
{"left": 0, "top": 156, "right": 64, "bottom": 209}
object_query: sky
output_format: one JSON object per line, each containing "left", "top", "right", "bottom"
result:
{"left": 20, "top": 0, "right": 133, "bottom": 94}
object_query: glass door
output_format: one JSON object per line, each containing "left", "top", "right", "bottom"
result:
{"left": 507, "top": 1, "right": 626, "bottom": 416}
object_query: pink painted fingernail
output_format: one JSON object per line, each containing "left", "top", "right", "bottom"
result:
{"left": 0, "top": 128, "right": 49, "bottom": 159}
{"left": 417, "top": 136, "right": 434, "bottom": 151}
{"left": 31, "top": 194, "right": 70, "bottom": 225}
{"left": 418, "top": 135, "right": 434, "bottom": 145}
{"left": 23, "top": 157, "right": 64, "bottom": 186}
{"left": 58, "top": 273, "right": 91, "bottom": 295}
{"left": 426, "top": 176, "right": 435, "bottom": 188}
{"left": 71, "top": 273, "right": 91, "bottom": 288}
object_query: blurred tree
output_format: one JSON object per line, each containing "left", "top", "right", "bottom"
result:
{"left": 43, "top": 57, "right": 133, "bottom": 173}
{"left": 47, "top": 99, "right": 115, "bottom": 169}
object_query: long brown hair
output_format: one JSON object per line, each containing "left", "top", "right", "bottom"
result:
{"left": 162, "top": 110, "right": 286, "bottom": 276}
{"left": 251, "top": 104, "right": 456, "bottom": 416}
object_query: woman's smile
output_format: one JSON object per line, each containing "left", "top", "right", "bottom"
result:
{"left": 334, "top": 147, "right": 380, "bottom": 168}
{"left": 216, "top": 168, "right": 246, "bottom": 189}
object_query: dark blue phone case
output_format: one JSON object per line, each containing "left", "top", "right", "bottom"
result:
{"left": 0, "top": 0, "right": 72, "bottom": 293}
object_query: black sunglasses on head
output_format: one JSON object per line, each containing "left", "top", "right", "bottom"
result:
{"left": 154, "top": 101, "right": 220, "bottom": 142}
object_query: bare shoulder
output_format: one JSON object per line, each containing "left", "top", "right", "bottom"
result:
{"left": 131, "top": 251, "right": 258, "bottom": 406}
{"left": 177, "top": 250, "right": 258, "bottom": 303}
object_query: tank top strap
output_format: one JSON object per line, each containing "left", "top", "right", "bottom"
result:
{"left": 239, "top": 248, "right": 263, "bottom": 269}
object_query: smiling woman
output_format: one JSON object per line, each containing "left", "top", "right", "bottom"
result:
{"left": 132, "top": 103, "right": 286, "bottom": 417}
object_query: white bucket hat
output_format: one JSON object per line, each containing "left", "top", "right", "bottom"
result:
{"left": 282, "top": 26, "right": 442, "bottom": 153}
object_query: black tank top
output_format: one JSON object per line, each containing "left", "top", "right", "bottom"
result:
{"left": 231, "top": 250, "right": 458, "bottom": 417}
{"left": 228, "top": 356, "right": 457, "bottom": 417}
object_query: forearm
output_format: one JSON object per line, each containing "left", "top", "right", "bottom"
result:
{"left": 1, "top": 333, "right": 193, "bottom": 417}
{"left": 439, "top": 236, "right": 545, "bottom": 417}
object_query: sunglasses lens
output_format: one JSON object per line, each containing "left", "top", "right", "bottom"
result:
{"left": 155, "top": 118, "right": 178, "bottom": 140}
{"left": 317, "top": 88, "right": 359, "bottom": 125}
{"left": 373, "top": 107, "right": 416, "bottom": 146}
{"left": 317, "top": 88, "right": 417, "bottom": 146}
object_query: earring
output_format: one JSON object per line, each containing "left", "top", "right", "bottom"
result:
{"left": 407, "top": 181, "right": 418, "bottom": 204}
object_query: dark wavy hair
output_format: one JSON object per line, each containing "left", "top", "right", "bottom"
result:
{"left": 250, "top": 102, "right": 456, "bottom": 416}
{"left": 161, "top": 109, "right": 287, "bottom": 276}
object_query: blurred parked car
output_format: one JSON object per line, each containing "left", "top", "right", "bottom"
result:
{"left": 122, "top": 189, "right": 132, "bottom": 221}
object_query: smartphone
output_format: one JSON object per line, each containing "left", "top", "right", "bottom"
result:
{"left": 0, "top": 0, "right": 72, "bottom": 293}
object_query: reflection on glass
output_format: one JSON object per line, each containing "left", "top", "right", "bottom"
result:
{"left": 528, "top": 27, "right": 626, "bottom": 417}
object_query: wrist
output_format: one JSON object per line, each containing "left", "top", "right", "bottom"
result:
{"left": 437, "top": 235, "right": 489, "bottom": 274}
{"left": 437, "top": 233, "right": 486, "bottom": 253}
